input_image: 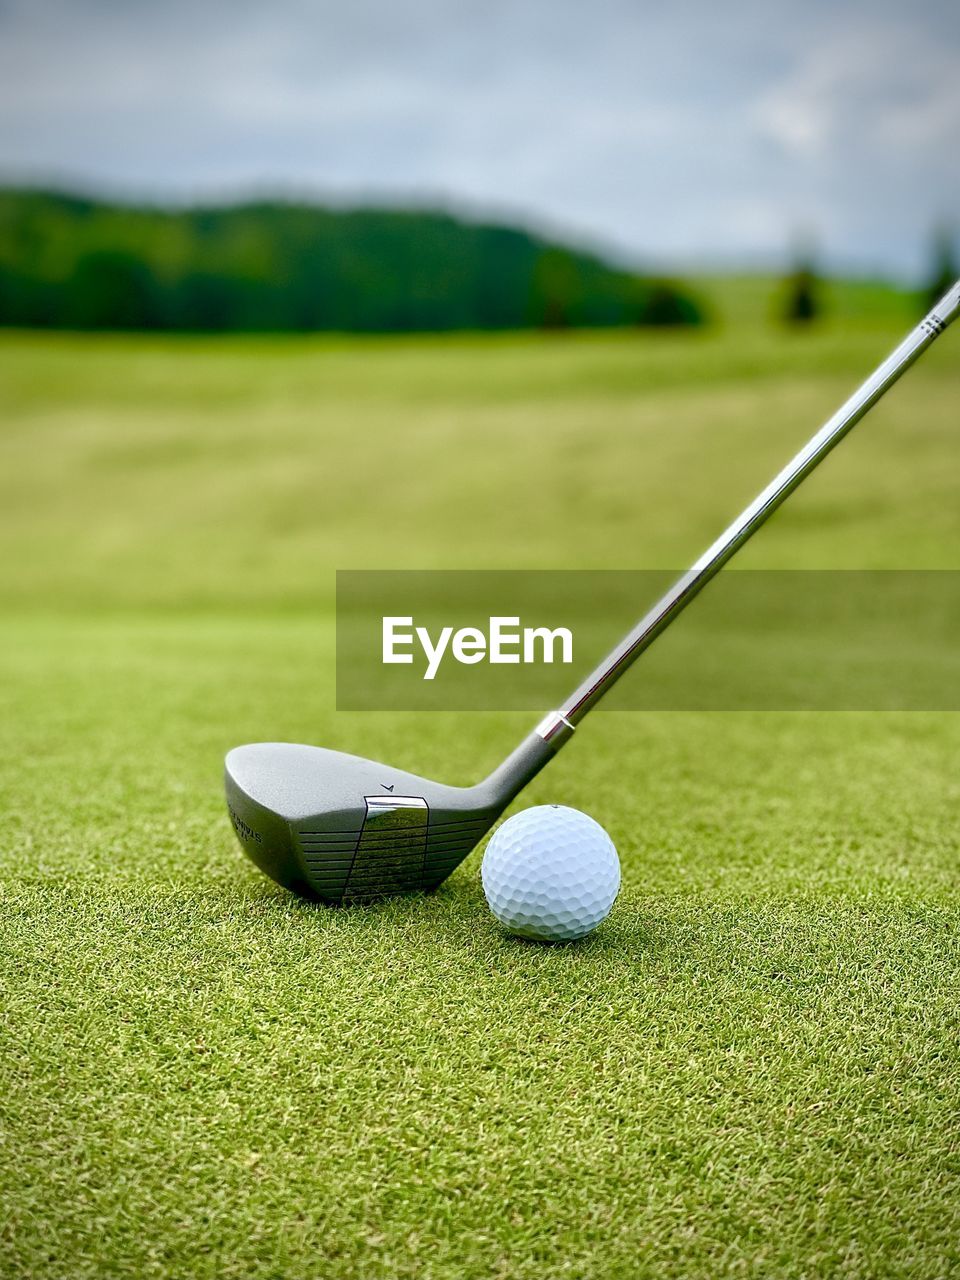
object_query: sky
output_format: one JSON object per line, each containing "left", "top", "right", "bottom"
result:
{"left": 0, "top": 0, "right": 956, "bottom": 278}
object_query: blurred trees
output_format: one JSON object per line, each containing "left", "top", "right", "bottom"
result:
{"left": 925, "top": 226, "right": 957, "bottom": 309}
{"left": 65, "top": 251, "right": 162, "bottom": 328}
{"left": 781, "top": 254, "right": 822, "bottom": 326}
{"left": 0, "top": 189, "right": 702, "bottom": 333}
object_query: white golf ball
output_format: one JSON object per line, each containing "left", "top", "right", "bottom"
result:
{"left": 481, "top": 805, "right": 620, "bottom": 942}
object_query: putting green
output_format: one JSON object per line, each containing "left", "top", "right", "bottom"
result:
{"left": 2, "top": 291, "right": 959, "bottom": 1278}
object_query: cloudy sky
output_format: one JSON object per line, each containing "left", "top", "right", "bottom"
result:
{"left": 0, "top": 0, "right": 956, "bottom": 277}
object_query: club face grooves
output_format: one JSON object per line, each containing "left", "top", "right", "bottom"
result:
{"left": 294, "top": 812, "right": 500, "bottom": 903}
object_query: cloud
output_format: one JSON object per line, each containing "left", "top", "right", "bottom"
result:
{"left": 756, "top": 23, "right": 960, "bottom": 157}
{"left": 0, "top": 0, "right": 956, "bottom": 276}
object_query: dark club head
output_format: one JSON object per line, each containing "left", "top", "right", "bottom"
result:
{"left": 225, "top": 742, "right": 521, "bottom": 903}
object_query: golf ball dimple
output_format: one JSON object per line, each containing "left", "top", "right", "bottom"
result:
{"left": 481, "top": 805, "right": 620, "bottom": 942}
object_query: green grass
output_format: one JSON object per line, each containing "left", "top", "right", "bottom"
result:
{"left": 2, "top": 295, "right": 959, "bottom": 1278}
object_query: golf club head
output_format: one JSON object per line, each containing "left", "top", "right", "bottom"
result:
{"left": 225, "top": 742, "right": 508, "bottom": 903}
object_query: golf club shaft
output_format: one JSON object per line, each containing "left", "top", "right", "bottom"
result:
{"left": 532, "top": 279, "right": 960, "bottom": 747}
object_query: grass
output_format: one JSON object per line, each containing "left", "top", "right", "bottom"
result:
{"left": 2, "top": 286, "right": 959, "bottom": 1278}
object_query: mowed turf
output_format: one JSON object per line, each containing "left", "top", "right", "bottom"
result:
{"left": 2, "top": 289, "right": 960, "bottom": 1278}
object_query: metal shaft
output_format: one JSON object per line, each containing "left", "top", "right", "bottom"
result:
{"left": 531, "top": 279, "right": 960, "bottom": 749}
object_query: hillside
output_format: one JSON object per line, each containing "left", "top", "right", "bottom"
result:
{"left": 0, "top": 189, "right": 701, "bottom": 333}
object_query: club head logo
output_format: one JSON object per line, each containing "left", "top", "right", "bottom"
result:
{"left": 228, "top": 805, "right": 262, "bottom": 844}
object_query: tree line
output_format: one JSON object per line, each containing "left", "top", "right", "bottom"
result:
{"left": 0, "top": 189, "right": 702, "bottom": 333}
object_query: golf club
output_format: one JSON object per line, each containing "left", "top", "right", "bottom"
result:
{"left": 226, "top": 280, "right": 960, "bottom": 903}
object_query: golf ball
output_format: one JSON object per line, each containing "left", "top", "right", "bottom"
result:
{"left": 481, "top": 805, "right": 620, "bottom": 942}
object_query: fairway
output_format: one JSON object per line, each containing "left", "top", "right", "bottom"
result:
{"left": 2, "top": 299, "right": 960, "bottom": 1278}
